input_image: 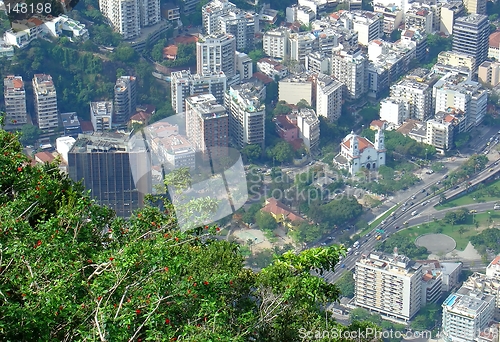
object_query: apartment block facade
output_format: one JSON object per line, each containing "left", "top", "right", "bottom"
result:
{"left": 315, "top": 73, "right": 343, "bottom": 122}
{"left": 224, "top": 81, "right": 266, "bottom": 148}
{"left": 170, "top": 70, "right": 227, "bottom": 114}
{"left": 3, "top": 75, "right": 28, "bottom": 125}
{"left": 33, "top": 74, "right": 58, "bottom": 130}
{"left": 354, "top": 252, "right": 423, "bottom": 322}
{"left": 196, "top": 33, "right": 236, "bottom": 77}
{"left": 114, "top": 76, "right": 137, "bottom": 125}
{"left": 452, "top": 14, "right": 490, "bottom": 70}
{"left": 185, "top": 94, "right": 229, "bottom": 160}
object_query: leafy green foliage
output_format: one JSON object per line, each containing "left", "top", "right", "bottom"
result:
{"left": 411, "top": 303, "right": 442, "bottom": 331}
{"left": 241, "top": 144, "right": 262, "bottom": 163}
{"left": 349, "top": 308, "right": 405, "bottom": 342}
{"left": 0, "top": 124, "right": 383, "bottom": 341}
{"left": 18, "top": 124, "right": 41, "bottom": 145}
{"left": 162, "top": 43, "right": 197, "bottom": 68}
{"left": 378, "top": 234, "right": 429, "bottom": 260}
{"left": 471, "top": 228, "right": 500, "bottom": 255}
{"left": 255, "top": 211, "right": 278, "bottom": 231}
{"left": 267, "top": 141, "right": 294, "bottom": 164}
{"left": 334, "top": 271, "right": 355, "bottom": 298}
{"left": 444, "top": 209, "right": 469, "bottom": 225}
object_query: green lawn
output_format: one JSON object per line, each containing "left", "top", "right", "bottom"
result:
{"left": 436, "top": 179, "right": 500, "bottom": 210}
{"left": 394, "top": 212, "right": 500, "bottom": 251}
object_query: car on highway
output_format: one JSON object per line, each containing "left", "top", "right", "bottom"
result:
{"left": 490, "top": 169, "right": 494, "bottom": 172}
{"left": 403, "top": 221, "right": 409, "bottom": 225}
{"left": 411, "top": 211, "right": 417, "bottom": 216}
{"left": 320, "top": 243, "right": 327, "bottom": 246}
{"left": 411, "top": 195, "right": 416, "bottom": 200}
{"left": 376, "top": 235, "right": 382, "bottom": 240}
{"left": 494, "top": 204, "right": 500, "bottom": 210}
{"left": 470, "top": 209, "right": 477, "bottom": 213}
{"left": 341, "top": 264, "right": 346, "bottom": 268}
{"left": 395, "top": 226, "right": 400, "bottom": 229}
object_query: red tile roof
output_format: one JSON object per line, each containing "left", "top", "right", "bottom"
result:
{"left": 261, "top": 197, "right": 304, "bottom": 223}
{"left": 489, "top": 31, "right": 500, "bottom": 48}
{"left": 163, "top": 45, "right": 178, "bottom": 59}
{"left": 35, "top": 151, "right": 55, "bottom": 164}
{"left": 174, "top": 35, "right": 198, "bottom": 45}
{"left": 342, "top": 136, "right": 373, "bottom": 152}
{"left": 370, "top": 119, "right": 386, "bottom": 128}
{"left": 79, "top": 120, "right": 94, "bottom": 133}
{"left": 253, "top": 72, "right": 273, "bottom": 84}
{"left": 130, "top": 111, "right": 151, "bottom": 122}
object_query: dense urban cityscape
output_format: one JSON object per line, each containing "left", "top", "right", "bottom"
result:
{"left": 1, "top": 0, "right": 500, "bottom": 339}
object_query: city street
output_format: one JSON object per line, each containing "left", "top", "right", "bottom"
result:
{"left": 319, "top": 154, "right": 500, "bottom": 284}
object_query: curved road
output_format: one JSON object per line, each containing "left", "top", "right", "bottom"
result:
{"left": 320, "top": 158, "right": 500, "bottom": 284}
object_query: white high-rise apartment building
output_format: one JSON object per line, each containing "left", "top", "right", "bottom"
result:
{"left": 442, "top": 288, "right": 495, "bottom": 342}
{"left": 139, "top": 0, "right": 160, "bottom": 27}
{"left": 379, "top": 97, "right": 408, "bottom": 125}
{"left": 224, "top": 81, "right": 266, "bottom": 148}
{"left": 288, "top": 32, "right": 317, "bottom": 64}
{"left": 433, "top": 72, "right": 487, "bottom": 129}
{"left": 114, "top": 76, "right": 137, "bottom": 125}
{"left": 33, "top": 74, "right": 58, "bottom": 130}
{"left": 390, "top": 79, "right": 432, "bottom": 121}
{"left": 3, "top": 75, "right": 28, "bottom": 125}
{"left": 202, "top": 0, "right": 237, "bottom": 34}
{"left": 346, "top": 11, "right": 383, "bottom": 46}
{"left": 463, "top": 0, "right": 486, "bottom": 15}
{"left": 171, "top": 70, "right": 227, "bottom": 114}
{"left": 196, "top": 33, "right": 236, "bottom": 78}
{"left": 202, "top": 0, "right": 257, "bottom": 51}
{"left": 316, "top": 74, "right": 343, "bottom": 122}
{"left": 331, "top": 47, "right": 366, "bottom": 100}
{"left": 99, "top": 0, "right": 160, "bottom": 39}
{"left": 354, "top": 252, "right": 422, "bottom": 322}
{"left": 263, "top": 28, "right": 290, "bottom": 60}
{"left": 296, "top": 108, "right": 320, "bottom": 152}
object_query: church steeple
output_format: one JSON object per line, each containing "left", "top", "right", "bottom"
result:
{"left": 374, "top": 128, "right": 384, "bottom": 151}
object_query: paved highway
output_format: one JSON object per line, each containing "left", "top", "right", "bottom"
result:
{"left": 319, "top": 156, "right": 500, "bottom": 284}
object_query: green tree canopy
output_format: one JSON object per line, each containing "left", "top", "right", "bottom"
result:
{"left": 18, "top": 124, "right": 41, "bottom": 145}
{"left": 0, "top": 123, "right": 383, "bottom": 341}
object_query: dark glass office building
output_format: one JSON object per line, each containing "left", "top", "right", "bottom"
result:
{"left": 68, "top": 132, "right": 151, "bottom": 217}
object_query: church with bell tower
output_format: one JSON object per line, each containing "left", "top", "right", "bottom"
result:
{"left": 333, "top": 128, "right": 386, "bottom": 175}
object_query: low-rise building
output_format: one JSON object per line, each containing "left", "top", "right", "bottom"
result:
{"left": 334, "top": 129, "right": 386, "bottom": 175}
{"left": 379, "top": 97, "right": 409, "bottom": 125}
{"left": 442, "top": 288, "right": 495, "bottom": 342}
{"left": 278, "top": 73, "right": 313, "bottom": 105}
{"left": 145, "top": 121, "right": 196, "bottom": 169}
{"left": 60, "top": 112, "right": 82, "bottom": 137}
{"left": 90, "top": 101, "right": 113, "bottom": 132}
{"left": 257, "top": 58, "right": 288, "bottom": 80}
{"left": 489, "top": 31, "right": 500, "bottom": 60}
{"left": 479, "top": 61, "right": 500, "bottom": 87}
{"left": 261, "top": 197, "right": 304, "bottom": 228}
